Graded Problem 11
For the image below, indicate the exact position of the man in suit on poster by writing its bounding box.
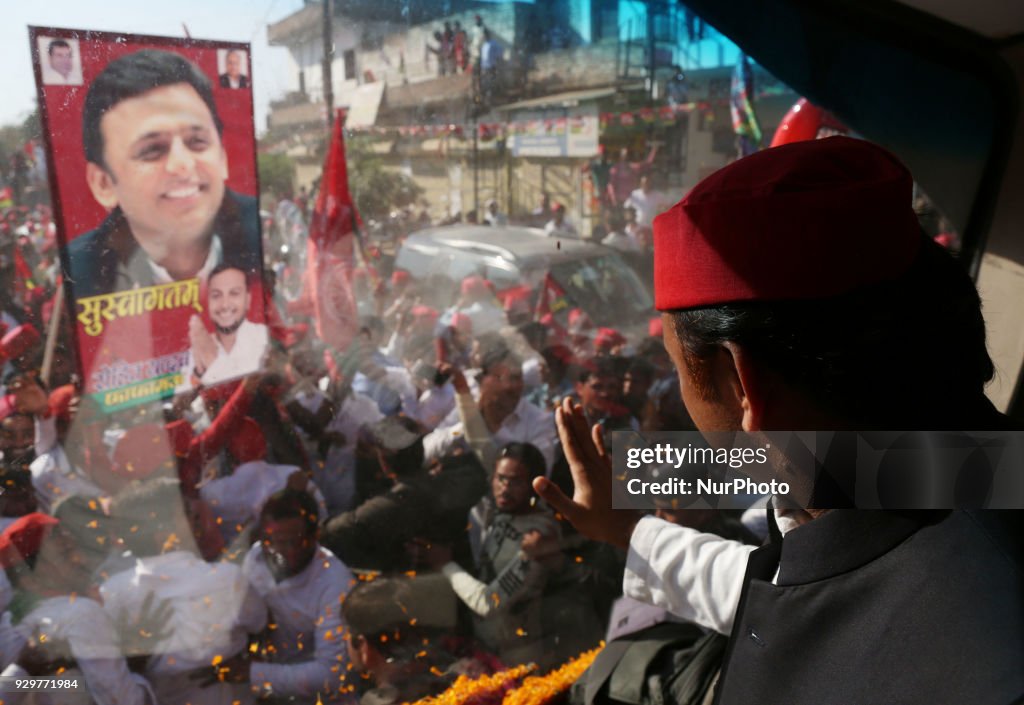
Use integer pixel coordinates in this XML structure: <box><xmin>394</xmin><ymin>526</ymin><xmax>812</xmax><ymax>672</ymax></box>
<box><xmin>68</xmin><ymin>49</ymin><xmax>260</xmax><ymax>299</ymax></box>
<box><xmin>219</xmin><ymin>49</ymin><xmax>249</xmax><ymax>89</ymax></box>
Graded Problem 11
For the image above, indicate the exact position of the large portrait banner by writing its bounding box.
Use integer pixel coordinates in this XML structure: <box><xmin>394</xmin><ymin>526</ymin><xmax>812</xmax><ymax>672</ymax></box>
<box><xmin>30</xmin><ymin>27</ymin><xmax>267</xmax><ymax>412</ymax></box>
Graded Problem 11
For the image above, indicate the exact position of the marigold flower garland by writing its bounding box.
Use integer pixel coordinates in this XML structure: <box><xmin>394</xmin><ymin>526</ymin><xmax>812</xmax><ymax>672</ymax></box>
<box><xmin>502</xmin><ymin>647</ymin><xmax>602</xmax><ymax>705</ymax></box>
<box><xmin>407</xmin><ymin>647</ymin><xmax>603</xmax><ymax>705</ymax></box>
<box><xmin>411</xmin><ymin>663</ymin><xmax>536</xmax><ymax>705</ymax></box>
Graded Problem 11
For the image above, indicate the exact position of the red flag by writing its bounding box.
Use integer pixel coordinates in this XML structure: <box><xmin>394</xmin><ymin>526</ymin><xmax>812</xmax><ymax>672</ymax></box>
<box><xmin>534</xmin><ymin>272</ymin><xmax>569</xmax><ymax>321</ymax></box>
<box><xmin>14</xmin><ymin>246</ymin><xmax>36</xmax><ymax>301</ymax></box>
<box><xmin>304</xmin><ymin>110</ymin><xmax>361</xmax><ymax>351</ymax></box>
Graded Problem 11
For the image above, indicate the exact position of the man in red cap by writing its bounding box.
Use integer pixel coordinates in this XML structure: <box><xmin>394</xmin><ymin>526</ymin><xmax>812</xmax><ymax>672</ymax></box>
<box><xmin>442</xmin><ymin>274</ymin><xmax>505</xmax><ymax>336</ymax></box>
<box><xmin>533</xmin><ymin>137</ymin><xmax>1023</xmax><ymax>704</ymax></box>
<box><xmin>593</xmin><ymin>327</ymin><xmax>627</xmax><ymax>356</ymax></box>
<box><xmin>0</xmin><ymin>514</ymin><xmax>156</xmax><ymax>704</ymax></box>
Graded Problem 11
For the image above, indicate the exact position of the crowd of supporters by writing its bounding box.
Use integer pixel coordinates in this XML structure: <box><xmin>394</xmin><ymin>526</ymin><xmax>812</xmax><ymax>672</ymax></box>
<box><xmin>0</xmin><ymin>186</ymin><xmax>773</xmax><ymax>705</ymax></box>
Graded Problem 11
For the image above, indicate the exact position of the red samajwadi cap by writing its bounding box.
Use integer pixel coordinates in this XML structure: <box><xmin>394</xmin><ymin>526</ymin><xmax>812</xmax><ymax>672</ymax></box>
<box><xmin>653</xmin><ymin>137</ymin><xmax>921</xmax><ymax>311</ymax></box>
<box><xmin>0</xmin><ymin>513</ymin><xmax>58</xmax><ymax>569</ymax></box>
<box><xmin>594</xmin><ymin>327</ymin><xmax>626</xmax><ymax>350</ymax></box>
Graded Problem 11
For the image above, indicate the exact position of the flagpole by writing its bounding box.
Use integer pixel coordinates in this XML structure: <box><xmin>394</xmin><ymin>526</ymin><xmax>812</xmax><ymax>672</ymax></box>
<box><xmin>41</xmin><ymin>281</ymin><xmax>64</xmax><ymax>387</ymax></box>
<box><xmin>473</xmin><ymin>114</ymin><xmax>480</xmax><ymax>219</ymax></box>
<box><xmin>323</xmin><ymin>0</ymin><xmax>335</xmax><ymax>129</ymax></box>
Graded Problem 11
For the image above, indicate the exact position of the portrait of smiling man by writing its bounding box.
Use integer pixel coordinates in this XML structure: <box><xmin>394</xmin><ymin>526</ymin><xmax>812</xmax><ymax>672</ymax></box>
<box><xmin>67</xmin><ymin>48</ymin><xmax>261</xmax><ymax>299</ymax></box>
<box><xmin>181</xmin><ymin>262</ymin><xmax>269</xmax><ymax>389</ymax></box>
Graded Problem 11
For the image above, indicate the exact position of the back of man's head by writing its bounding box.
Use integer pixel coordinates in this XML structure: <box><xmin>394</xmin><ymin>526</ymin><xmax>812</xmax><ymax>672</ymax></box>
<box><xmin>343</xmin><ymin>577</ymin><xmax>435</xmax><ymax>661</ymax></box>
<box><xmin>654</xmin><ymin>137</ymin><xmax>997</xmax><ymax>429</ymax></box>
<box><xmin>83</xmin><ymin>49</ymin><xmax>223</xmax><ymax>169</ymax></box>
<box><xmin>369</xmin><ymin>415</ymin><xmax>425</xmax><ymax>477</ymax></box>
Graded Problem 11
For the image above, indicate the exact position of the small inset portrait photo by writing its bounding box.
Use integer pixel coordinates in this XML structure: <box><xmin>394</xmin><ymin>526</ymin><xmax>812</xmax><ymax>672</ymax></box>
<box><xmin>217</xmin><ymin>48</ymin><xmax>249</xmax><ymax>89</ymax></box>
<box><xmin>38</xmin><ymin>36</ymin><xmax>83</xmax><ymax>86</ymax></box>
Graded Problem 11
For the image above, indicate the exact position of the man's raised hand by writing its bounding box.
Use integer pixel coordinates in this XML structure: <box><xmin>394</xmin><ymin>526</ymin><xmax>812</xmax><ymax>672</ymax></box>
<box><xmin>532</xmin><ymin>397</ymin><xmax>640</xmax><ymax>550</ymax></box>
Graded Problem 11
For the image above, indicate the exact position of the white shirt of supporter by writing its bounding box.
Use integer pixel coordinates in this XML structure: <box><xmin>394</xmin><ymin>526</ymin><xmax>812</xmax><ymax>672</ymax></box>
<box><xmin>288</xmin><ymin>381</ymin><xmax>331</xmax><ymax>470</ymax></box>
<box><xmin>100</xmin><ymin>551</ymin><xmax>267</xmax><ymax>705</ymax></box>
<box><xmin>602</xmin><ymin>229</ymin><xmax>641</xmax><ymax>252</ymax></box>
<box><xmin>378</xmin><ymin>365</ymin><xmax>421</xmax><ymax>416</ymax></box>
<box><xmin>0</xmin><ymin>595</ymin><xmax>154</xmax><ymax>705</ymax></box>
<box><xmin>0</xmin><ymin>571</ymin><xmax>11</xmax><ymax>615</ymax></box>
<box><xmin>0</xmin><ymin>610</ymin><xmax>21</xmax><ymax>671</ymax></box>
<box><xmin>623</xmin><ymin>505</ymin><xmax>809</xmax><ymax>637</ymax></box>
<box><xmin>30</xmin><ymin>445</ymin><xmax>104</xmax><ymax>514</ymax></box>
<box><xmin>200</xmin><ymin>461</ymin><xmax>328</xmax><ymax>543</ymax></box>
<box><xmin>460</xmin><ymin>301</ymin><xmax>508</xmax><ymax>336</ymax></box>
<box><xmin>34</xmin><ymin>415</ymin><xmax>59</xmax><ymax>458</ymax></box>
<box><xmin>412</xmin><ymin>381</ymin><xmax>456</xmax><ymax>431</ymax></box>
<box><xmin>423</xmin><ymin>396</ymin><xmax>556</xmax><ymax>471</ymax></box>
<box><xmin>521</xmin><ymin>356</ymin><xmax>543</xmax><ymax>391</ymax></box>
<box><xmin>544</xmin><ymin>219</ymin><xmax>578</xmax><ymax>239</ymax></box>
<box><xmin>624</xmin><ymin>188</ymin><xmax>665</xmax><ymax>228</ymax></box>
<box><xmin>319</xmin><ymin>390</ymin><xmax>384</xmax><ymax>515</ymax></box>
<box><xmin>180</xmin><ymin>319</ymin><xmax>269</xmax><ymax>391</ymax></box>
<box><xmin>242</xmin><ymin>543</ymin><xmax>357</xmax><ymax>702</ymax></box>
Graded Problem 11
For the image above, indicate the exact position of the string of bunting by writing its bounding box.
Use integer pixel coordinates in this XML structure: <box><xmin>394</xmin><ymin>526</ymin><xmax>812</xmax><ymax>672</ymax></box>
<box><xmin>345</xmin><ymin>101</ymin><xmax>715</xmax><ymax>140</ymax></box>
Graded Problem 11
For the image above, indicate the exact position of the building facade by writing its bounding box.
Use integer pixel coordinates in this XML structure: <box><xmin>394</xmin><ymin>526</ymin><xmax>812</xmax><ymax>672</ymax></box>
<box><xmin>265</xmin><ymin>0</ymin><xmax>797</xmax><ymax>233</ymax></box>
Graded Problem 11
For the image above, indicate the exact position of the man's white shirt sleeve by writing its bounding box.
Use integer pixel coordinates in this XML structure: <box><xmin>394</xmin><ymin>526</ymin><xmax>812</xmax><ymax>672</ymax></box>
<box><xmin>624</xmin><ymin>515</ymin><xmax>755</xmax><ymax>635</ymax></box>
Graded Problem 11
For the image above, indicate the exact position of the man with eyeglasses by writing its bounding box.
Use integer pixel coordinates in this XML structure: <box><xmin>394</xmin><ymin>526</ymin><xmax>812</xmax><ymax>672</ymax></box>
<box><xmin>423</xmin><ymin>442</ymin><xmax>563</xmax><ymax>667</ymax></box>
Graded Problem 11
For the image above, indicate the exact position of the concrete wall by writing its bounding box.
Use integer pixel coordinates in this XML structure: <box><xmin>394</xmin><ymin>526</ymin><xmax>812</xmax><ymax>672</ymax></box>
<box><xmin>526</xmin><ymin>39</ymin><xmax>620</xmax><ymax>94</ymax></box>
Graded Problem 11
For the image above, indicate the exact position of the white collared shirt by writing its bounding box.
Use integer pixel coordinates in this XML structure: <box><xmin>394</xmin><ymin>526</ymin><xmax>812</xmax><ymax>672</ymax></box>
<box><xmin>602</xmin><ymin>229</ymin><xmax>641</xmax><ymax>252</ymax></box>
<box><xmin>412</xmin><ymin>382</ymin><xmax>457</xmax><ymax>431</ymax></box>
<box><xmin>242</xmin><ymin>543</ymin><xmax>357</xmax><ymax>702</ymax></box>
<box><xmin>318</xmin><ymin>390</ymin><xmax>384</xmax><ymax>514</ymax></box>
<box><xmin>200</xmin><ymin>461</ymin><xmax>328</xmax><ymax>544</ymax></box>
<box><xmin>624</xmin><ymin>188</ymin><xmax>665</xmax><ymax>227</ymax></box>
<box><xmin>623</xmin><ymin>505</ymin><xmax>801</xmax><ymax>636</ymax></box>
<box><xmin>423</xmin><ymin>396</ymin><xmax>556</xmax><ymax>470</ymax></box>
<box><xmin>29</xmin><ymin>445</ymin><xmax>104</xmax><ymax>514</ymax></box>
<box><xmin>200</xmin><ymin>319</ymin><xmax>270</xmax><ymax>387</ymax></box>
<box><xmin>544</xmin><ymin>219</ymin><xmax>579</xmax><ymax>238</ymax></box>
<box><xmin>178</xmin><ymin>318</ymin><xmax>270</xmax><ymax>394</ymax></box>
<box><xmin>101</xmin><ymin>551</ymin><xmax>266</xmax><ymax>705</ymax></box>
<box><xmin>0</xmin><ymin>595</ymin><xmax>153</xmax><ymax>705</ymax></box>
